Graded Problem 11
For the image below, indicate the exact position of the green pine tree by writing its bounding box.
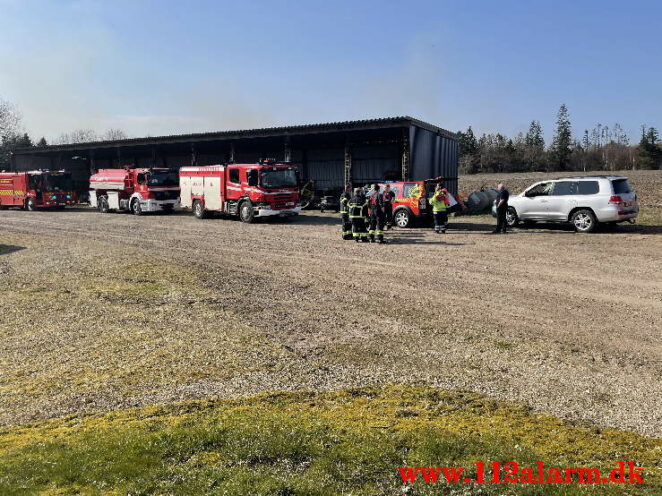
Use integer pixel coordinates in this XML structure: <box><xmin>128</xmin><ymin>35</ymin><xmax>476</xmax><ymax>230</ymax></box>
<box><xmin>551</xmin><ymin>104</ymin><xmax>573</xmax><ymax>171</ymax></box>
<box><xmin>637</xmin><ymin>126</ymin><xmax>660</xmax><ymax>169</ymax></box>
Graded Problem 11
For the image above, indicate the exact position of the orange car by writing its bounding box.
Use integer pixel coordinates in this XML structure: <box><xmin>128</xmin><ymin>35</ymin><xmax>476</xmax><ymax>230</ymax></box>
<box><xmin>378</xmin><ymin>178</ymin><xmax>458</xmax><ymax>228</ymax></box>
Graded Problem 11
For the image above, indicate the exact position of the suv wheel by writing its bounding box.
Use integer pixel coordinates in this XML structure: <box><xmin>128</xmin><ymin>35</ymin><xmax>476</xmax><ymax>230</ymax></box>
<box><xmin>506</xmin><ymin>207</ymin><xmax>519</xmax><ymax>227</ymax></box>
<box><xmin>571</xmin><ymin>209</ymin><xmax>597</xmax><ymax>233</ymax></box>
<box><xmin>394</xmin><ymin>208</ymin><xmax>411</xmax><ymax>228</ymax></box>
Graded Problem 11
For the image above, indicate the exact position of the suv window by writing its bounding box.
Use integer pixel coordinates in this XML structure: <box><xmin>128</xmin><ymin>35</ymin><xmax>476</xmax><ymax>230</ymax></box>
<box><xmin>526</xmin><ymin>182</ymin><xmax>552</xmax><ymax>197</ymax></box>
<box><xmin>403</xmin><ymin>183</ymin><xmax>423</xmax><ymax>197</ymax></box>
<box><xmin>611</xmin><ymin>179</ymin><xmax>631</xmax><ymax>194</ymax></box>
<box><xmin>577</xmin><ymin>181</ymin><xmax>599</xmax><ymax>195</ymax></box>
<box><xmin>385</xmin><ymin>184</ymin><xmax>401</xmax><ymax>197</ymax></box>
<box><xmin>552</xmin><ymin>181</ymin><xmax>578</xmax><ymax>196</ymax></box>
<box><xmin>229</xmin><ymin>168</ymin><xmax>240</xmax><ymax>184</ymax></box>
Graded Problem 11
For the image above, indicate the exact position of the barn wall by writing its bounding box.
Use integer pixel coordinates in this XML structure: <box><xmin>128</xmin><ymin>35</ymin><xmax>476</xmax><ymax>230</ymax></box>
<box><xmin>11</xmin><ymin>122</ymin><xmax>459</xmax><ymax>195</ymax></box>
<box><xmin>409</xmin><ymin>126</ymin><xmax>459</xmax><ymax>195</ymax></box>
<box><xmin>352</xmin><ymin>143</ymin><xmax>399</xmax><ymax>186</ymax></box>
<box><xmin>304</xmin><ymin>147</ymin><xmax>344</xmax><ymax>191</ymax></box>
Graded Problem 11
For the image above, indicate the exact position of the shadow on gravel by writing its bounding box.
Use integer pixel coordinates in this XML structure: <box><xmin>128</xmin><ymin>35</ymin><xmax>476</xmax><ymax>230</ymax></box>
<box><xmin>447</xmin><ymin>220</ymin><xmax>495</xmax><ymax>231</ymax></box>
<box><xmin>290</xmin><ymin>214</ymin><xmax>345</xmax><ymax>226</ymax></box>
<box><xmin>618</xmin><ymin>224</ymin><xmax>662</xmax><ymax>234</ymax></box>
<box><xmin>383</xmin><ymin>231</ymin><xmax>470</xmax><ymax>245</ymax></box>
<box><xmin>0</xmin><ymin>245</ymin><xmax>25</xmax><ymax>256</ymax></box>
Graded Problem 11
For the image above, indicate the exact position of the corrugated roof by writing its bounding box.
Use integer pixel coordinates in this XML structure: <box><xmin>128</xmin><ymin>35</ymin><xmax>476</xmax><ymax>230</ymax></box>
<box><xmin>14</xmin><ymin>116</ymin><xmax>457</xmax><ymax>154</ymax></box>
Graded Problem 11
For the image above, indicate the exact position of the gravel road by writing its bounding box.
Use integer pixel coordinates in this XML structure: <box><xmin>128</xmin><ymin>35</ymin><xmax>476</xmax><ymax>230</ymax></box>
<box><xmin>1</xmin><ymin>207</ymin><xmax>661</xmax><ymax>436</ymax></box>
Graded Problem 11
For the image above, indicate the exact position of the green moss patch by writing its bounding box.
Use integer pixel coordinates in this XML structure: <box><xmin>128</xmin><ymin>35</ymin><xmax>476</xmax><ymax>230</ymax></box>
<box><xmin>0</xmin><ymin>386</ymin><xmax>659</xmax><ymax>495</ymax></box>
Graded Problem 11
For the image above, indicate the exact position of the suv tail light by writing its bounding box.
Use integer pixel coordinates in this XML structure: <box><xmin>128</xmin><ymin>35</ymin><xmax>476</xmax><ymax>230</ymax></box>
<box><xmin>609</xmin><ymin>195</ymin><xmax>622</xmax><ymax>205</ymax></box>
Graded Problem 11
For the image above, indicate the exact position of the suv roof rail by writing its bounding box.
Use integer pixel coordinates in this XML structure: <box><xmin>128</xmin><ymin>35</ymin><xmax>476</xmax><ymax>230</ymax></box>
<box><xmin>554</xmin><ymin>175</ymin><xmax>625</xmax><ymax>180</ymax></box>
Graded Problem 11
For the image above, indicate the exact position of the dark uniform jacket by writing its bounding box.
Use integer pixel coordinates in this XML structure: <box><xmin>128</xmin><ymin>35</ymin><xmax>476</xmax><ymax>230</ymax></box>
<box><xmin>339</xmin><ymin>192</ymin><xmax>351</xmax><ymax>214</ymax></box>
<box><xmin>348</xmin><ymin>195</ymin><xmax>368</xmax><ymax>218</ymax></box>
<box><xmin>369</xmin><ymin>191</ymin><xmax>384</xmax><ymax>214</ymax></box>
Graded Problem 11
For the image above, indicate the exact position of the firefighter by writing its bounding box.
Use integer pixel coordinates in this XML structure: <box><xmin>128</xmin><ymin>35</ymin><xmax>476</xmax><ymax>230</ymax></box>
<box><xmin>382</xmin><ymin>183</ymin><xmax>395</xmax><ymax>229</ymax></box>
<box><xmin>429</xmin><ymin>184</ymin><xmax>449</xmax><ymax>233</ymax></box>
<box><xmin>339</xmin><ymin>184</ymin><xmax>352</xmax><ymax>240</ymax></box>
<box><xmin>368</xmin><ymin>183</ymin><xmax>386</xmax><ymax>243</ymax></box>
<box><xmin>348</xmin><ymin>188</ymin><xmax>369</xmax><ymax>242</ymax></box>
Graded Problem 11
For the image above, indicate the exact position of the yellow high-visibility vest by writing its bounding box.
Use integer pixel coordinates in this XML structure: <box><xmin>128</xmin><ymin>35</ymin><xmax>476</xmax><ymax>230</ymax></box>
<box><xmin>429</xmin><ymin>193</ymin><xmax>448</xmax><ymax>213</ymax></box>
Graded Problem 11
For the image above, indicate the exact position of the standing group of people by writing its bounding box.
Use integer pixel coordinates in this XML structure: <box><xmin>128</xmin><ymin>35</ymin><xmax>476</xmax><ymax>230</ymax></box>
<box><xmin>339</xmin><ymin>182</ymin><xmax>510</xmax><ymax>239</ymax></box>
<box><xmin>339</xmin><ymin>183</ymin><xmax>394</xmax><ymax>243</ymax></box>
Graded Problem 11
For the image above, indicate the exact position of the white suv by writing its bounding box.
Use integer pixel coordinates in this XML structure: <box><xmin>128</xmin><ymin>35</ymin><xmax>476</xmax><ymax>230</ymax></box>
<box><xmin>505</xmin><ymin>176</ymin><xmax>639</xmax><ymax>233</ymax></box>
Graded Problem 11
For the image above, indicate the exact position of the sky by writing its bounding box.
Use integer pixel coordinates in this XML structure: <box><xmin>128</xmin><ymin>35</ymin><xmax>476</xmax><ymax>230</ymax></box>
<box><xmin>0</xmin><ymin>0</ymin><xmax>660</xmax><ymax>144</ymax></box>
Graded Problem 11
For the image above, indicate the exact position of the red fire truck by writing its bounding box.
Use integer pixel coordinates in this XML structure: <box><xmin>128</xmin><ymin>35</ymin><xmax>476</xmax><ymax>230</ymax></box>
<box><xmin>179</xmin><ymin>161</ymin><xmax>300</xmax><ymax>222</ymax></box>
<box><xmin>0</xmin><ymin>170</ymin><xmax>76</xmax><ymax>210</ymax></box>
<box><xmin>89</xmin><ymin>167</ymin><xmax>180</xmax><ymax>215</ymax></box>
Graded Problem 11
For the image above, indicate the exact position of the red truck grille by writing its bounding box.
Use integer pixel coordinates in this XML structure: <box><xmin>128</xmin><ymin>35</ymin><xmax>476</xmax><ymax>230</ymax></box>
<box><xmin>273</xmin><ymin>194</ymin><xmax>296</xmax><ymax>210</ymax></box>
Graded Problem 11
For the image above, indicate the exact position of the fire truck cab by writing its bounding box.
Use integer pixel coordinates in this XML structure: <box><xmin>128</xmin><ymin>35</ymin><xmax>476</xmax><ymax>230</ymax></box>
<box><xmin>179</xmin><ymin>161</ymin><xmax>300</xmax><ymax>222</ymax></box>
<box><xmin>378</xmin><ymin>178</ymin><xmax>457</xmax><ymax>228</ymax></box>
<box><xmin>0</xmin><ymin>170</ymin><xmax>76</xmax><ymax>210</ymax></box>
<box><xmin>89</xmin><ymin>167</ymin><xmax>180</xmax><ymax>215</ymax></box>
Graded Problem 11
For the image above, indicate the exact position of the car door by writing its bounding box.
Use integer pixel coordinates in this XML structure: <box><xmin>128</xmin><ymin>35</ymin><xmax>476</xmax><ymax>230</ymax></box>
<box><xmin>519</xmin><ymin>182</ymin><xmax>553</xmax><ymax>220</ymax></box>
<box><xmin>547</xmin><ymin>181</ymin><xmax>578</xmax><ymax>221</ymax></box>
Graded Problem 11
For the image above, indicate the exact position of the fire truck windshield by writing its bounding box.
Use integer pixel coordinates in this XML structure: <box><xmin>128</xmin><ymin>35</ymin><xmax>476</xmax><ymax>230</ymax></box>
<box><xmin>148</xmin><ymin>171</ymin><xmax>179</xmax><ymax>186</ymax></box>
<box><xmin>260</xmin><ymin>169</ymin><xmax>297</xmax><ymax>189</ymax></box>
<box><xmin>42</xmin><ymin>174</ymin><xmax>74</xmax><ymax>192</ymax></box>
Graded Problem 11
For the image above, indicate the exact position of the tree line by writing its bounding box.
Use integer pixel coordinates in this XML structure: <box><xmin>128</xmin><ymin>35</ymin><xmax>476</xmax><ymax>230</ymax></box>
<box><xmin>459</xmin><ymin>104</ymin><xmax>661</xmax><ymax>173</ymax></box>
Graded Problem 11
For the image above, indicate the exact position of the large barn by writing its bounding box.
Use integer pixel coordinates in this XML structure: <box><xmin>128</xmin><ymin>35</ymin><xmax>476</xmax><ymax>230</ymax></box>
<box><xmin>11</xmin><ymin>116</ymin><xmax>459</xmax><ymax>196</ymax></box>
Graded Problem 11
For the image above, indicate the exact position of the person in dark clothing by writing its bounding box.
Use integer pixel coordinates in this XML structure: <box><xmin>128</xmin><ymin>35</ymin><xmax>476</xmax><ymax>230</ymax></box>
<box><xmin>368</xmin><ymin>183</ymin><xmax>386</xmax><ymax>243</ymax></box>
<box><xmin>339</xmin><ymin>184</ymin><xmax>352</xmax><ymax>240</ymax></box>
<box><xmin>348</xmin><ymin>188</ymin><xmax>369</xmax><ymax>242</ymax></box>
<box><xmin>493</xmin><ymin>183</ymin><xmax>510</xmax><ymax>234</ymax></box>
<box><xmin>382</xmin><ymin>184</ymin><xmax>395</xmax><ymax>229</ymax></box>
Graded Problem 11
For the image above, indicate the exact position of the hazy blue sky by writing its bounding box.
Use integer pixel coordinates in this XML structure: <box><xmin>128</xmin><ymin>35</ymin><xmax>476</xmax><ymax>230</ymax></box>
<box><xmin>0</xmin><ymin>0</ymin><xmax>660</xmax><ymax>143</ymax></box>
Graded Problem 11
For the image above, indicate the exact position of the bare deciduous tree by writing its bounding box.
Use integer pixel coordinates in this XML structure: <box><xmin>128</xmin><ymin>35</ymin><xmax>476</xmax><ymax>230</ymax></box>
<box><xmin>100</xmin><ymin>128</ymin><xmax>129</xmax><ymax>141</ymax></box>
<box><xmin>54</xmin><ymin>128</ymin><xmax>129</xmax><ymax>144</ymax></box>
<box><xmin>0</xmin><ymin>98</ymin><xmax>22</xmax><ymax>140</ymax></box>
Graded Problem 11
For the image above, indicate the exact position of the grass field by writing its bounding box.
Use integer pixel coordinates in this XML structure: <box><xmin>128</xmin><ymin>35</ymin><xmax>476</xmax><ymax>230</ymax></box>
<box><xmin>0</xmin><ymin>386</ymin><xmax>659</xmax><ymax>495</ymax></box>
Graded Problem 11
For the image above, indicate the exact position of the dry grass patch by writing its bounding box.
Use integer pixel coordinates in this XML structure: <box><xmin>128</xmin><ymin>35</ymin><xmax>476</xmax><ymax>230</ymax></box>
<box><xmin>0</xmin><ymin>233</ymin><xmax>285</xmax><ymax>424</ymax></box>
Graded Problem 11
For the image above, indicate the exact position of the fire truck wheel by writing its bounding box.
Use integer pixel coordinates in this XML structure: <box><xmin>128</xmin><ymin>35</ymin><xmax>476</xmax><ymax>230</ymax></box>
<box><xmin>193</xmin><ymin>200</ymin><xmax>207</xmax><ymax>219</ymax></box>
<box><xmin>98</xmin><ymin>196</ymin><xmax>110</xmax><ymax>213</ymax></box>
<box><xmin>239</xmin><ymin>200</ymin><xmax>255</xmax><ymax>223</ymax></box>
<box><xmin>393</xmin><ymin>208</ymin><xmax>412</xmax><ymax>228</ymax></box>
<box><xmin>131</xmin><ymin>199</ymin><xmax>143</xmax><ymax>216</ymax></box>
<box><xmin>25</xmin><ymin>198</ymin><xmax>36</xmax><ymax>211</ymax></box>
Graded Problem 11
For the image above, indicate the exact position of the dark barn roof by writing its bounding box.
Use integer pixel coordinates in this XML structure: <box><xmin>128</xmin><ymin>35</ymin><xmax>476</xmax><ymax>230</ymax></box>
<box><xmin>14</xmin><ymin>116</ymin><xmax>457</xmax><ymax>155</ymax></box>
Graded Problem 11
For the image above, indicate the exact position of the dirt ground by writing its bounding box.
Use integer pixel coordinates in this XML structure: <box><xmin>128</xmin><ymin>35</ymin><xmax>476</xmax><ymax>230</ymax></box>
<box><xmin>1</xmin><ymin>207</ymin><xmax>661</xmax><ymax>437</ymax></box>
